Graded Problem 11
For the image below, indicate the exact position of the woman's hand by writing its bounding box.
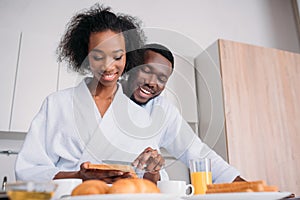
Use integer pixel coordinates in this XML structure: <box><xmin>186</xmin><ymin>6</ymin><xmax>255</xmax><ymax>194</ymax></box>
<box><xmin>54</xmin><ymin>161</ymin><xmax>134</xmax><ymax>184</ymax></box>
<box><xmin>78</xmin><ymin>162</ymin><xmax>132</xmax><ymax>184</ymax></box>
<box><xmin>133</xmin><ymin>147</ymin><xmax>165</xmax><ymax>183</ymax></box>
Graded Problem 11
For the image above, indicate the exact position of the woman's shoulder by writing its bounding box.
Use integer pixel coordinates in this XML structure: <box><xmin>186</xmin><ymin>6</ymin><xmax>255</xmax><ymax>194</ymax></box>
<box><xmin>47</xmin><ymin>79</ymin><xmax>87</xmax><ymax>101</ymax></box>
<box><xmin>41</xmin><ymin>86</ymin><xmax>82</xmax><ymax>110</ymax></box>
<box><xmin>47</xmin><ymin>87</ymin><xmax>74</xmax><ymax>100</ymax></box>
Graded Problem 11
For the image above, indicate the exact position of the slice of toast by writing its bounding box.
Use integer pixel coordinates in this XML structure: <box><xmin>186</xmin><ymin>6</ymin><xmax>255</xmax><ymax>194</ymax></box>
<box><xmin>206</xmin><ymin>180</ymin><xmax>278</xmax><ymax>193</ymax></box>
<box><xmin>87</xmin><ymin>163</ymin><xmax>138</xmax><ymax>178</ymax></box>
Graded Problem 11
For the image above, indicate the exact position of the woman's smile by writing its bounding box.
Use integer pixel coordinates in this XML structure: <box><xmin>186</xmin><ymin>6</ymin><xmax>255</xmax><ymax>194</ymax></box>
<box><xmin>100</xmin><ymin>71</ymin><xmax>118</xmax><ymax>81</ymax></box>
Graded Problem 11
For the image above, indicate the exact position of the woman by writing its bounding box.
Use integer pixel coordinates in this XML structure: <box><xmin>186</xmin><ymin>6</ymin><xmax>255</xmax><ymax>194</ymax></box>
<box><xmin>15</xmin><ymin>4</ymin><xmax>163</xmax><ymax>184</ymax></box>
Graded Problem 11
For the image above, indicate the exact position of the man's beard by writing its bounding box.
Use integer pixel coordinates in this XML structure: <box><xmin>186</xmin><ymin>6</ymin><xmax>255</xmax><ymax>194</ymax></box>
<box><xmin>130</xmin><ymin>93</ymin><xmax>155</xmax><ymax>106</ymax></box>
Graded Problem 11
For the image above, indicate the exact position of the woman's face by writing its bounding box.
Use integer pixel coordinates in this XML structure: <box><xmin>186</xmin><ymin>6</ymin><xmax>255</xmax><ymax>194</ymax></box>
<box><xmin>88</xmin><ymin>30</ymin><xmax>126</xmax><ymax>87</ymax></box>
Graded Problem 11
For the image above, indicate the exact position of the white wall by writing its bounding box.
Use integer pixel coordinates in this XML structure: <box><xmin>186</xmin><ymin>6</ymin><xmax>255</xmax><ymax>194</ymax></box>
<box><xmin>0</xmin><ymin>0</ymin><xmax>298</xmax><ymax>54</ymax></box>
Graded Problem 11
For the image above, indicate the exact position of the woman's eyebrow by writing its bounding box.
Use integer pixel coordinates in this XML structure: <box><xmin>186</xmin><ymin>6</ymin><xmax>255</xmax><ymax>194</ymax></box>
<box><xmin>91</xmin><ymin>49</ymin><xmax>104</xmax><ymax>53</ymax></box>
<box><xmin>113</xmin><ymin>49</ymin><xmax>125</xmax><ymax>53</ymax></box>
<box><xmin>90</xmin><ymin>49</ymin><xmax>124</xmax><ymax>53</ymax></box>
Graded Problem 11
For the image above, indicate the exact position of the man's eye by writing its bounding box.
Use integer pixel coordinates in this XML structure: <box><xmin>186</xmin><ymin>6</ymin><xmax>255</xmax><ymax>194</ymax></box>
<box><xmin>141</xmin><ymin>66</ymin><xmax>151</xmax><ymax>73</ymax></box>
<box><xmin>114</xmin><ymin>55</ymin><xmax>123</xmax><ymax>61</ymax></box>
<box><xmin>158</xmin><ymin>76</ymin><xmax>168</xmax><ymax>83</ymax></box>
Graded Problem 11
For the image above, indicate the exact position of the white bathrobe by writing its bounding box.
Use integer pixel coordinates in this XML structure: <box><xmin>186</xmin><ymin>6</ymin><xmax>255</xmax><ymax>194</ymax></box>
<box><xmin>141</xmin><ymin>95</ymin><xmax>240</xmax><ymax>183</ymax></box>
<box><xmin>16</xmin><ymin>78</ymin><xmax>239</xmax><ymax>183</ymax></box>
<box><xmin>16</xmin><ymin>77</ymin><xmax>166</xmax><ymax>181</ymax></box>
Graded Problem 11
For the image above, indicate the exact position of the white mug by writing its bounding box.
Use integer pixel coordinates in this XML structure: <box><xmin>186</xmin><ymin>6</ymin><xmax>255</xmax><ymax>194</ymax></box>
<box><xmin>51</xmin><ymin>178</ymin><xmax>82</xmax><ymax>199</ymax></box>
<box><xmin>157</xmin><ymin>180</ymin><xmax>194</xmax><ymax>197</ymax></box>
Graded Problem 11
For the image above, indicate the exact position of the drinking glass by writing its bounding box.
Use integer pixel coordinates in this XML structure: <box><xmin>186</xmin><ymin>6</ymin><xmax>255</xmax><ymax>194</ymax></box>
<box><xmin>6</xmin><ymin>181</ymin><xmax>57</xmax><ymax>200</ymax></box>
<box><xmin>189</xmin><ymin>158</ymin><xmax>212</xmax><ymax>194</ymax></box>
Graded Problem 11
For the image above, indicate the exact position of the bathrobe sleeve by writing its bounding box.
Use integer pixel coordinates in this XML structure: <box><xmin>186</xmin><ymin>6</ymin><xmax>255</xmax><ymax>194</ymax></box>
<box><xmin>15</xmin><ymin>87</ymin><xmax>85</xmax><ymax>181</ymax></box>
<box><xmin>15</xmin><ymin>97</ymin><xmax>61</xmax><ymax>181</ymax></box>
<box><xmin>149</xmin><ymin>96</ymin><xmax>240</xmax><ymax>183</ymax></box>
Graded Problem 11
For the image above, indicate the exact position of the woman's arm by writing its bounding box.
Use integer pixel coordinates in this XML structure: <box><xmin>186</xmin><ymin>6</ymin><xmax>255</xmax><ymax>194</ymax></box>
<box><xmin>53</xmin><ymin>171</ymin><xmax>81</xmax><ymax>179</ymax></box>
<box><xmin>53</xmin><ymin>162</ymin><xmax>132</xmax><ymax>184</ymax></box>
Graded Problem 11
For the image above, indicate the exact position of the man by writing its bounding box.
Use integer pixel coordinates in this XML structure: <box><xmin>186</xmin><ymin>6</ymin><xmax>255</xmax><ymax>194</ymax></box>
<box><xmin>122</xmin><ymin>43</ymin><xmax>173</xmax><ymax>105</ymax></box>
<box><xmin>122</xmin><ymin>43</ymin><xmax>245</xmax><ymax>183</ymax></box>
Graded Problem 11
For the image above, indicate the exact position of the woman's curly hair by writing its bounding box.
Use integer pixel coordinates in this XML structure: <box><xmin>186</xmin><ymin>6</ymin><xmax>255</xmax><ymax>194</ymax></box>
<box><xmin>57</xmin><ymin>4</ymin><xmax>146</xmax><ymax>74</ymax></box>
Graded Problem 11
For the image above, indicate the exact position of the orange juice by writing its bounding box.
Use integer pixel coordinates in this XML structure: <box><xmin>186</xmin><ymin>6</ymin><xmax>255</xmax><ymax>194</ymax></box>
<box><xmin>190</xmin><ymin>171</ymin><xmax>212</xmax><ymax>194</ymax></box>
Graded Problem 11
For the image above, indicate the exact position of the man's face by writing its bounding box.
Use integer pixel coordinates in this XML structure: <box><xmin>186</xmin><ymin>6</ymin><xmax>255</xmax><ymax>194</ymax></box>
<box><xmin>128</xmin><ymin>50</ymin><xmax>173</xmax><ymax>105</ymax></box>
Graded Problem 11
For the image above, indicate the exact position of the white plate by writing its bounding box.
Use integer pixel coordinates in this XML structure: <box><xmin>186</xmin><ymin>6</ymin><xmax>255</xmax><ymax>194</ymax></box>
<box><xmin>61</xmin><ymin>193</ymin><xmax>180</xmax><ymax>200</ymax></box>
<box><xmin>182</xmin><ymin>192</ymin><xmax>292</xmax><ymax>200</ymax></box>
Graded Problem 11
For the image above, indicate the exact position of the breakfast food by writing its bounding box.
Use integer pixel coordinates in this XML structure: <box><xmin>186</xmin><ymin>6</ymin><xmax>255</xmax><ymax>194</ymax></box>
<box><xmin>263</xmin><ymin>185</ymin><xmax>279</xmax><ymax>192</ymax></box>
<box><xmin>206</xmin><ymin>180</ymin><xmax>279</xmax><ymax>193</ymax></box>
<box><xmin>108</xmin><ymin>178</ymin><xmax>160</xmax><ymax>194</ymax></box>
<box><xmin>71</xmin><ymin>180</ymin><xmax>109</xmax><ymax>196</ymax></box>
<box><xmin>87</xmin><ymin>163</ymin><xmax>138</xmax><ymax>178</ymax></box>
<box><xmin>71</xmin><ymin>178</ymin><xmax>160</xmax><ymax>196</ymax></box>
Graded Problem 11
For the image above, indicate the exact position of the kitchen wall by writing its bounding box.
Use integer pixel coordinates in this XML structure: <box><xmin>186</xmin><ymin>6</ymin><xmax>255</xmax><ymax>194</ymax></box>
<box><xmin>1</xmin><ymin>0</ymin><xmax>298</xmax><ymax>53</ymax></box>
<box><xmin>0</xmin><ymin>0</ymin><xmax>299</xmax><ymax>181</ymax></box>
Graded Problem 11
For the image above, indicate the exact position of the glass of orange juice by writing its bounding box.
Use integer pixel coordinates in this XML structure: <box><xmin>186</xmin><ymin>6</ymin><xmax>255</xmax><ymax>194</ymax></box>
<box><xmin>189</xmin><ymin>158</ymin><xmax>212</xmax><ymax>195</ymax></box>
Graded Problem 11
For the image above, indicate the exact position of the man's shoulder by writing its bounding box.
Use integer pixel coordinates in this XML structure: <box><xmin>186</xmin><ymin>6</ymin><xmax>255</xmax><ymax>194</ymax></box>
<box><xmin>151</xmin><ymin>95</ymin><xmax>172</xmax><ymax>104</ymax></box>
<box><xmin>147</xmin><ymin>95</ymin><xmax>178</xmax><ymax>111</ymax></box>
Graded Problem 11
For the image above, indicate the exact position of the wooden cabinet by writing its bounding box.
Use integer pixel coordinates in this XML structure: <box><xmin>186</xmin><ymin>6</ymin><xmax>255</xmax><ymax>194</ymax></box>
<box><xmin>195</xmin><ymin>39</ymin><xmax>300</xmax><ymax>195</ymax></box>
<box><xmin>0</xmin><ymin>31</ymin><xmax>59</xmax><ymax>132</ymax></box>
<box><xmin>0</xmin><ymin>29</ymin><xmax>21</xmax><ymax>131</ymax></box>
<box><xmin>10</xmin><ymin>32</ymin><xmax>59</xmax><ymax>132</ymax></box>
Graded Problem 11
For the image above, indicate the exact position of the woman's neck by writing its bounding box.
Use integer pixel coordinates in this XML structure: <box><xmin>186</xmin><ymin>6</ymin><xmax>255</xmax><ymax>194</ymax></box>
<box><xmin>88</xmin><ymin>77</ymin><xmax>118</xmax><ymax>117</ymax></box>
<box><xmin>88</xmin><ymin>78</ymin><xmax>117</xmax><ymax>100</ymax></box>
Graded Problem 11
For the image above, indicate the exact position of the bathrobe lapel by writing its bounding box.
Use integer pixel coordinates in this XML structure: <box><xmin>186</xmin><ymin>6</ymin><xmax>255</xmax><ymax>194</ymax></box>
<box><xmin>73</xmin><ymin>78</ymin><xmax>165</xmax><ymax>163</ymax></box>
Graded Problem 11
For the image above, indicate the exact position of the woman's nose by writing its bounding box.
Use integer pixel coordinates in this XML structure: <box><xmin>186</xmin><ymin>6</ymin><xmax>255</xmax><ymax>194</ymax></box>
<box><xmin>106</xmin><ymin>57</ymin><xmax>115</xmax><ymax>68</ymax></box>
<box><xmin>99</xmin><ymin>57</ymin><xmax>114</xmax><ymax>71</ymax></box>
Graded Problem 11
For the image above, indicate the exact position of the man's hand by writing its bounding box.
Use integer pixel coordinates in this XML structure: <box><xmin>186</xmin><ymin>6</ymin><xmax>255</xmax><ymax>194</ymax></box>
<box><xmin>133</xmin><ymin>147</ymin><xmax>165</xmax><ymax>183</ymax></box>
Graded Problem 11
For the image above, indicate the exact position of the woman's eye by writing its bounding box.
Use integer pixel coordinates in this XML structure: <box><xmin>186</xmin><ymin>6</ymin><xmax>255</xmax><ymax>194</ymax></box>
<box><xmin>93</xmin><ymin>56</ymin><xmax>104</xmax><ymax>61</ymax></box>
<box><xmin>114</xmin><ymin>55</ymin><xmax>123</xmax><ymax>60</ymax></box>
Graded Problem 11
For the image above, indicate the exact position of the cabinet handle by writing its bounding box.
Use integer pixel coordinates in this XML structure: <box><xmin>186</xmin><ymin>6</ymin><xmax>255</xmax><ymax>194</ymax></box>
<box><xmin>0</xmin><ymin>150</ymin><xmax>18</xmax><ymax>155</ymax></box>
<box><xmin>1</xmin><ymin>176</ymin><xmax>7</xmax><ymax>191</ymax></box>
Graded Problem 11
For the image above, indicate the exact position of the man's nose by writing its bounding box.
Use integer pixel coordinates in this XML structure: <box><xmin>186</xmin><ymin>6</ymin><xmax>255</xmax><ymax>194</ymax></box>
<box><xmin>147</xmin><ymin>74</ymin><xmax>158</xmax><ymax>86</ymax></box>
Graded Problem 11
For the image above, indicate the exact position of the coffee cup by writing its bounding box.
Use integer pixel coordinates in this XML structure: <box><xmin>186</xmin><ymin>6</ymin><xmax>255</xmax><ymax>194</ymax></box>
<box><xmin>51</xmin><ymin>178</ymin><xmax>82</xmax><ymax>199</ymax></box>
<box><xmin>157</xmin><ymin>180</ymin><xmax>194</xmax><ymax>197</ymax></box>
